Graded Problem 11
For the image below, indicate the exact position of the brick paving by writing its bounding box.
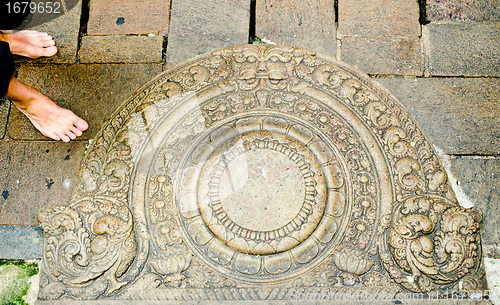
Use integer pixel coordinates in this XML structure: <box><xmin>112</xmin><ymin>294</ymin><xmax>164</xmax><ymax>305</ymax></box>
<box><xmin>0</xmin><ymin>0</ymin><xmax>499</xmax><ymax>298</ymax></box>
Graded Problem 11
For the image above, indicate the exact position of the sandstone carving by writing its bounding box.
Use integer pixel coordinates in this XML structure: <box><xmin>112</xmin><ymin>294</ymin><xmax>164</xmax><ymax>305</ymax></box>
<box><xmin>37</xmin><ymin>44</ymin><xmax>483</xmax><ymax>300</ymax></box>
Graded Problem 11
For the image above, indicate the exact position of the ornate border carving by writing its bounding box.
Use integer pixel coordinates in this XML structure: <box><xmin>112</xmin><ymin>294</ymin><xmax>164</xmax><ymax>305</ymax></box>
<box><xmin>37</xmin><ymin>44</ymin><xmax>483</xmax><ymax>300</ymax></box>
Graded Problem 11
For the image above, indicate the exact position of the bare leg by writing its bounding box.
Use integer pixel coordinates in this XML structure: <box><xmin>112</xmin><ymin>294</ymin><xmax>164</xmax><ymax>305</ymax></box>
<box><xmin>0</xmin><ymin>30</ymin><xmax>57</xmax><ymax>58</ymax></box>
<box><xmin>6</xmin><ymin>76</ymin><xmax>88</xmax><ymax>142</ymax></box>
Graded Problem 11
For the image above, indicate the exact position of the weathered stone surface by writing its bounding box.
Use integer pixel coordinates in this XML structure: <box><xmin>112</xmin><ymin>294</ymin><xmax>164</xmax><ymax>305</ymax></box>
<box><xmin>427</xmin><ymin>0</ymin><xmax>500</xmax><ymax>21</ymax></box>
<box><xmin>37</xmin><ymin>45</ymin><xmax>483</xmax><ymax>301</ymax></box>
<box><xmin>256</xmin><ymin>0</ymin><xmax>336</xmax><ymax>57</ymax></box>
<box><xmin>7</xmin><ymin>64</ymin><xmax>162</xmax><ymax>140</ymax></box>
<box><xmin>33</xmin><ymin>300</ymin><xmax>500</xmax><ymax>305</ymax></box>
<box><xmin>427</xmin><ymin>22</ymin><xmax>500</xmax><ymax>76</ymax></box>
<box><xmin>0</xmin><ymin>226</ymin><xmax>43</xmax><ymax>259</ymax></box>
<box><xmin>377</xmin><ymin>77</ymin><xmax>500</xmax><ymax>155</ymax></box>
<box><xmin>87</xmin><ymin>0</ymin><xmax>169</xmax><ymax>35</ymax></box>
<box><xmin>0</xmin><ymin>98</ymin><xmax>9</xmax><ymax>139</ymax></box>
<box><xmin>338</xmin><ymin>0</ymin><xmax>420</xmax><ymax>37</ymax></box>
<box><xmin>446</xmin><ymin>157</ymin><xmax>500</xmax><ymax>246</ymax></box>
<box><xmin>14</xmin><ymin>0</ymin><xmax>82</xmax><ymax>64</ymax></box>
<box><xmin>166</xmin><ymin>0</ymin><xmax>249</xmax><ymax>65</ymax></box>
<box><xmin>341</xmin><ymin>37</ymin><xmax>423</xmax><ymax>76</ymax></box>
<box><xmin>79</xmin><ymin>36</ymin><xmax>164</xmax><ymax>63</ymax></box>
<box><xmin>0</xmin><ymin>141</ymin><xmax>86</xmax><ymax>225</ymax></box>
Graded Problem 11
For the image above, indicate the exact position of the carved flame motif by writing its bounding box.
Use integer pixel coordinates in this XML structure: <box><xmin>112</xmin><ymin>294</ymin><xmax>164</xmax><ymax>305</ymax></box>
<box><xmin>37</xmin><ymin>44</ymin><xmax>483</xmax><ymax>300</ymax></box>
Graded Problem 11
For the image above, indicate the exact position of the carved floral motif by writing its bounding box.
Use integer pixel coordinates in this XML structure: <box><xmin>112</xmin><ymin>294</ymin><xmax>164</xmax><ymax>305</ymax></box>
<box><xmin>38</xmin><ymin>44</ymin><xmax>483</xmax><ymax>300</ymax></box>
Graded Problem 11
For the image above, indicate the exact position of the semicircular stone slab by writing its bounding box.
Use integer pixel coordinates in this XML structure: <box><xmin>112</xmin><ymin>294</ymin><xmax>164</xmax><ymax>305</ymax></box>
<box><xmin>37</xmin><ymin>44</ymin><xmax>484</xmax><ymax>301</ymax></box>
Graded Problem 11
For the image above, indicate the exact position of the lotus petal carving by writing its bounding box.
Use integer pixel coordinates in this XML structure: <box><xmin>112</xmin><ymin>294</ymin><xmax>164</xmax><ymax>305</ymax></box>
<box><xmin>333</xmin><ymin>247</ymin><xmax>374</xmax><ymax>285</ymax></box>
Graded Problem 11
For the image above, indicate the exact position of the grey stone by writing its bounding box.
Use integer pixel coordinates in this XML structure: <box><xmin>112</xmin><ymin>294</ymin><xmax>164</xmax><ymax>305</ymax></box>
<box><xmin>13</xmin><ymin>0</ymin><xmax>82</xmax><ymax>64</ymax></box>
<box><xmin>256</xmin><ymin>0</ymin><xmax>337</xmax><ymax>58</ymax></box>
<box><xmin>0</xmin><ymin>98</ymin><xmax>9</xmax><ymax>139</ymax></box>
<box><xmin>79</xmin><ymin>35</ymin><xmax>164</xmax><ymax>63</ymax></box>
<box><xmin>8</xmin><ymin>64</ymin><xmax>162</xmax><ymax>140</ymax></box>
<box><xmin>427</xmin><ymin>0</ymin><xmax>500</xmax><ymax>21</ymax></box>
<box><xmin>0</xmin><ymin>141</ymin><xmax>86</xmax><ymax>225</ymax></box>
<box><xmin>165</xmin><ymin>0</ymin><xmax>249</xmax><ymax>66</ymax></box>
<box><xmin>377</xmin><ymin>77</ymin><xmax>500</xmax><ymax>155</ymax></box>
<box><xmin>447</xmin><ymin>157</ymin><xmax>500</xmax><ymax>247</ymax></box>
<box><xmin>0</xmin><ymin>226</ymin><xmax>43</xmax><ymax>259</ymax></box>
<box><xmin>338</xmin><ymin>0</ymin><xmax>420</xmax><ymax>37</ymax></box>
<box><xmin>427</xmin><ymin>22</ymin><xmax>500</xmax><ymax>77</ymax></box>
<box><xmin>341</xmin><ymin>37</ymin><xmax>424</xmax><ymax>76</ymax></box>
<box><xmin>87</xmin><ymin>0</ymin><xmax>170</xmax><ymax>35</ymax></box>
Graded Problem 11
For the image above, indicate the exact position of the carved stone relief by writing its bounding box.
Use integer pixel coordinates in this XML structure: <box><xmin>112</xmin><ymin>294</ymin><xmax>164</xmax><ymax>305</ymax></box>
<box><xmin>37</xmin><ymin>44</ymin><xmax>484</xmax><ymax>301</ymax></box>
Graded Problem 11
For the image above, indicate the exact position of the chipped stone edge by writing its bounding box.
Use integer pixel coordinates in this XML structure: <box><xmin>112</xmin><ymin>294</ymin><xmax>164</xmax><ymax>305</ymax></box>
<box><xmin>433</xmin><ymin>146</ymin><xmax>475</xmax><ymax>208</ymax></box>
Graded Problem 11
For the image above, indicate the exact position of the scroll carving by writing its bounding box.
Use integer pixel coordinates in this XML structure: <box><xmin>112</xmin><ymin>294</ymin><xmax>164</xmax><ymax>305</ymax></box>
<box><xmin>37</xmin><ymin>44</ymin><xmax>483</xmax><ymax>300</ymax></box>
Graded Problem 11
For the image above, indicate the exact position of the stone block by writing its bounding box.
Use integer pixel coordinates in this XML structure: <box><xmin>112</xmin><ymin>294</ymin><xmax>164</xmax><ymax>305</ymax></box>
<box><xmin>377</xmin><ymin>77</ymin><xmax>500</xmax><ymax>155</ymax></box>
<box><xmin>166</xmin><ymin>0</ymin><xmax>249</xmax><ymax>65</ymax></box>
<box><xmin>427</xmin><ymin>0</ymin><xmax>500</xmax><ymax>21</ymax></box>
<box><xmin>7</xmin><ymin>64</ymin><xmax>162</xmax><ymax>140</ymax></box>
<box><xmin>446</xmin><ymin>157</ymin><xmax>500</xmax><ymax>246</ymax></box>
<box><xmin>0</xmin><ymin>98</ymin><xmax>9</xmax><ymax>139</ymax></box>
<box><xmin>79</xmin><ymin>35</ymin><xmax>164</xmax><ymax>63</ymax></box>
<box><xmin>256</xmin><ymin>0</ymin><xmax>336</xmax><ymax>57</ymax></box>
<box><xmin>13</xmin><ymin>0</ymin><xmax>82</xmax><ymax>64</ymax></box>
<box><xmin>427</xmin><ymin>22</ymin><xmax>500</xmax><ymax>76</ymax></box>
<box><xmin>0</xmin><ymin>226</ymin><xmax>43</xmax><ymax>259</ymax></box>
<box><xmin>0</xmin><ymin>141</ymin><xmax>86</xmax><ymax>225</ymax></box>
<box><xmin>87</xmin><ymin>0</ymin><xmax>170</xmax><ymax>35</ymax></box>
<box><xmin>341</xmin><ymin>37</ymin><xmax>423</xmax><ymax>75</ymax></box>
<box><xmin>338</xmin><ymin>0</ymin><xmax>420</xmax><ymax>37</ymax></box>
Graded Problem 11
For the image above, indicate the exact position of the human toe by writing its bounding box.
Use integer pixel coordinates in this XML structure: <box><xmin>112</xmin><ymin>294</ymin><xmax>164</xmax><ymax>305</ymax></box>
<box><xmin>70</xmin><ymin>126</ymin><xmax>83</xmax><ymax>137</ymax></box>
<box><xmin>40</xmin><ymin>46</ymin><xmax>58</xmax><ymax>57</ymax></box>
<box><xmin>41</xmin><ymin>37</ymin><xmax>56</xmax><ymax>47</ymax></box>
<box><xmin>44</xmin><ymin>131</ymin><xmax>61</xmax><ymax>141</ymax></box>
<box><xmin>74</xmin><ymin>118</ymin><xmax>89</xmax><ymax>131</ymax></box>
<box><xmin>59</xmin><ymin>133</ymin><xmax>71</xmax><ymax>142</ymax></box>
<box><xmin>67</xmin><ymin>131</ymin><xmax>77</xmax><ymax>140</ymax></box>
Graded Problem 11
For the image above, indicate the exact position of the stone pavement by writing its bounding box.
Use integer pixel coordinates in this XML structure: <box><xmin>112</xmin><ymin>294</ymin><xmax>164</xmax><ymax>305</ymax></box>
<box><xmin>0</xmin><ymin>0</ymin><xmax>498</xmax><ymax>303</ymax></box>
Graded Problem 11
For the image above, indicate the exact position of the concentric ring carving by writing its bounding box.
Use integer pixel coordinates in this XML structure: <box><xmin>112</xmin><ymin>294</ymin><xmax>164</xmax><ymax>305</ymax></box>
<box><xmin>37</xmin><ymin>44</ymin><xmax>483</xmax><ymax>300</ymax></box>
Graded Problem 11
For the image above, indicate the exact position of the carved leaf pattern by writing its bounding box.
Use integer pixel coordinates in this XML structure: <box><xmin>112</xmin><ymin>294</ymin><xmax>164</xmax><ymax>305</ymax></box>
<box><xmin>37</xmin><ymin>44</ymin><xmax>482</xmax><ymax>300</ymax></box>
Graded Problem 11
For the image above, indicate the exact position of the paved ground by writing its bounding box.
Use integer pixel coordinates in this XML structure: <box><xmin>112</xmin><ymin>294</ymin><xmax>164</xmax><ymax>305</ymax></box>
<box><xmin>0</xmin><ymin>0</ymin><xmax>499</xmax><ymax>303</ymax></box>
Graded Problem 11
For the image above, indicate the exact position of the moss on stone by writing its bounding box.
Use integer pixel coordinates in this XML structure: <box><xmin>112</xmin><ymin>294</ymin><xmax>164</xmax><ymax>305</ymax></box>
<box><xmin>0</xmin><ymin>261</ymin><xmax>38</xmax><ymax>305</ymax></box>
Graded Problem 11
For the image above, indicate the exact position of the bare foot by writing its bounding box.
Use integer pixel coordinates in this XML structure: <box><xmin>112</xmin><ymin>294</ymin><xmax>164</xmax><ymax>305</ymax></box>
<box><xmin>0</xmin><ymin>30</ymin><xmax>57</xmax><ymax>58</ymax></box>
<box><xmin>6</xmin><ymin>77</ymin><xmax>88</xmax><ymax>142</ymax></box>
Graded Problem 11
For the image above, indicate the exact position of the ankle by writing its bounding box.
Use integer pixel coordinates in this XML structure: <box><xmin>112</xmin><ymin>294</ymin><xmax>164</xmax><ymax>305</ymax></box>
<box><xmin>6</xmin><ymin>77</ymin><xmax>41</xmax><ymax>110</ymax></box>
<box><xmin>0</xmin><ymin>31</ymin><xmax>14</xmax><ymax>44</ymax></box>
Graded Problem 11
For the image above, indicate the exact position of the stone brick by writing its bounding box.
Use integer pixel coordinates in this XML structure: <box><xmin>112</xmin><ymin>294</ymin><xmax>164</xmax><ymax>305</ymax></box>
<box><xmin>0</xmin><ymin>141</ymin><xmax>86</xmax><ymax>225</ymax></box>
<box><xmin>446</xmin><ymin>157</ymin><xmax>500</xmax><ymax>246</ymax></box>
<box><xmin>427</xmin><ymin>22</ymin><xmax>500</xmax><ymax>76</ymax></box>
<box><xmin>79</xmin><ymin>35</ymin><xmax>164</xmax><ymax>63</ymax></box>
<box><xmin>13</xmin><ymin>0</ymin><xmax>82</xmax><ymax>63</ymax></box>
<box><xmin>341</xmin><ymin>37</ymin><xmax>423</xmax><ymax>75</ymax></box>
<box><xmin>377</xmin><ymin>77</ymin><xmax>500</xmax><ymax>155</ymax></box>
<box><xmin>87</xmin><ymin>0</ymin><xmax>169</xmax><ymax>35</ymax></box>
<box><xmin>338</xmin><ymin>0</ymin><xmax>420</xmax><ymax>37</ymax></box>
<box><xmin>7</xmin><ymin>64</ymin><xmax>162</xmax><ymax>140</ymax></box>
<box><xmin>427</xmin><ymin>0</ymin><xmax>500</xmax><ymax>21</ymax></box>
<box><xmin>0</xmin><ymin>99</ymin><xmax>9</xmax><ymax>139</ymax></box>
<box><xmin>166</xmin><ymin>0</ymin><xmax>249</xmax><ymax>65</ymax></box>
<box><xmin>0</xmin><ymin>226</ymin><xmax>43</xmax><ymax>259</ymax></box>
<box><xmin>256</xmin><ymin>0</ymin><xmax>336</xmax><ymax>57</ymax></box>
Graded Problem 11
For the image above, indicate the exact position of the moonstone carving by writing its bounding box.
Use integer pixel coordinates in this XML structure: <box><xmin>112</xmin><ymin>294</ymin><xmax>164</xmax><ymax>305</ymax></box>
<box><xmin>37</xmin><ymin>44</ymin><xmax>484</xmax><ymax>300</ymax></box>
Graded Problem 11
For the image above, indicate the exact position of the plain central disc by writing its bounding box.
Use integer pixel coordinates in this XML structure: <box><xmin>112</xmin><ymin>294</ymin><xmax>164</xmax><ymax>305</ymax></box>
<box><xmin>218</xmin><ymin>148</ymin><xmax>306</xmax><ymax>231</ymax></box>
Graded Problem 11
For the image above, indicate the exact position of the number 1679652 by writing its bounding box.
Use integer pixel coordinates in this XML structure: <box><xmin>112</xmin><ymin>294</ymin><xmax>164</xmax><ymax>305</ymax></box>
<box><xmin>6</xmin><ymin>2</ymin><xmax>62</xmax><ymax>14</ymax></box>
